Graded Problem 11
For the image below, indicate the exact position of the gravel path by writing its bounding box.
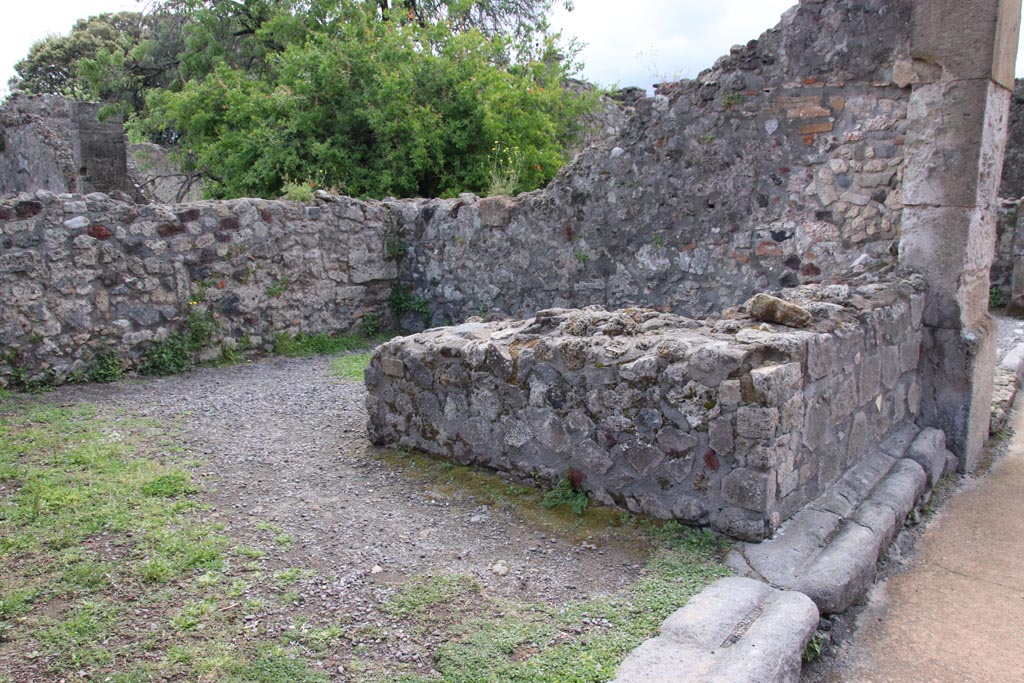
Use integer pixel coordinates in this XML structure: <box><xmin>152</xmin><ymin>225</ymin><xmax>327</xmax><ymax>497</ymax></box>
<box><xmin>59</xmin><ymin>354</ymin><xmax>648</xmax><ymax>611</ymax></box>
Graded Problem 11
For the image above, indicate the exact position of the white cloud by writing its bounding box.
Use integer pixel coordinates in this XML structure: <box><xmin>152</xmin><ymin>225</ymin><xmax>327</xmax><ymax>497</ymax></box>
<box><xmin>551</xmin><ymin>0</ymin><xmax>798</xmax><ymax>91</ymax></box>
<box><xmin>2</xmin><ymin>1</ymin><xmax>1024</xmax><ymax>100</ymax></box>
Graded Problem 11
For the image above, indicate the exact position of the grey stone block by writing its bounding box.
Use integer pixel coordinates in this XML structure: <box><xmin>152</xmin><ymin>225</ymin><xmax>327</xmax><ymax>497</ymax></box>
<box><xmin>735</xmin><ymin>441</ymin><xmax>929</xmax><ymax>614</ymax></box>
<box><xmin>904</xmin><ymin>427</ymin><xmax>949</xmax><ymax>487</ymax></box>
<box><xmin>612</xmin><ymin>577</ymin><xmax>818</xmax><ymax>683</ymax></box>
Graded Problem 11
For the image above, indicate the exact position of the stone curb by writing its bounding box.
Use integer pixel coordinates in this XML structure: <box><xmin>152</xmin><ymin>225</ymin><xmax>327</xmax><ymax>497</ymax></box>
<box><xmin>612</xmin><ymin>577</ymin><xmax>818</xmax><ymax>683</ymax></box>
<box><xmin>726</xmin><ymin>423</ymin><xmax>948</xmax><ymax>615</ymax></box>
<box><xmin>612</xmin><ymin>424</ymin><xmax>952</xmax><ymax>682</ymax></box>
<box><xmin>992</xmin><ymin>341</ymin><xmax>1024</xmax><ymax>435</ymax></box>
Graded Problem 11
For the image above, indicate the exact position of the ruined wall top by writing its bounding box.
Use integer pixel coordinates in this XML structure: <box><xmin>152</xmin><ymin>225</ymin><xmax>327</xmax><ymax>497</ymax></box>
<box><xmin>0</xmin><ymin>94</ymin><xmax>132</xmax><ymax>199</ymax></box>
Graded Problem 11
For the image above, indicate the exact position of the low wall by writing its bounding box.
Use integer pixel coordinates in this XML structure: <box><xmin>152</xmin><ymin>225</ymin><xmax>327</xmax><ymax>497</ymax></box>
<box><xmin>366</xmin><ymin>278</ymin><xmax>925</xmax><ymax>540</ymax></box>
<box><xmin>0</xmin><ymin>191</ymin><xmax>396</xmax><ymax>381</ymax></box>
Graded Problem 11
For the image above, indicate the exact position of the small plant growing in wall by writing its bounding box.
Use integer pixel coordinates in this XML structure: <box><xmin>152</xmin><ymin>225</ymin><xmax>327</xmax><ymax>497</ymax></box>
<box><xmin>1</xmin><ymin>349</ymin><xmax>56</xmax><ymax>392</ymax></box>
<box><xmin>989</xmin><ymin>285</ymin><xmax>1006</xmax><ymax>310</ymax></box>
<box><xmin>141</xmin><ymin>308</ymin><xmax>221</xmax><ymax>376</ymax></box>
<box><xmin>385</xmin><ymin>232</ymin><xmax>406</xmax><ymax>262</ymax></box>
<box><xmin>360</xmin><ymin>313</ymin><xmax>382</xmax><ymax>337</ymax></box>
<box><xmin>721</xmin><ymin>93</ymin><xmax>744</xmax><ymax>108</ymax></box>
<box><xmin>488</xmin><ymin>141</ymin><xmax>523</xmax><ymax>196</ymax></box>
<box><xmin>265</xmin><ymin>277</ymin><xmax>290</xmax><ymax>298</ymax></box>
<box><xmin>574</xmin><ymin>249</ymin><xmax>590</xmax><ymax>265</ymax></box>
<box><xmin>86</xmin><ymin>349</ymin><xmax>124</xmax><ymax>383</ymax></box>
<box><xmin>388</xmin><ymin>282</ymin><xmax>431</xmax><ymax>327</ymax></box>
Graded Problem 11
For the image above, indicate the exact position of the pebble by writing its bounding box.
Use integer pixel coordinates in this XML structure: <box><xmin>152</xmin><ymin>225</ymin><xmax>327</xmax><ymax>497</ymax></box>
<box><xmin>490</xmin><ymin>560</ymin><xmax>510</xmax><ymax>576</ymax></box>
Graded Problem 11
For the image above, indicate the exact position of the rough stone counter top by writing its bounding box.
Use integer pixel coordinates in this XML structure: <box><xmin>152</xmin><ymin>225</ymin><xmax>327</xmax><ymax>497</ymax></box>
<box><xmin>367</xmin><ymin>277</ymin><xmax>926</xmax><ymax>541</ymax></box>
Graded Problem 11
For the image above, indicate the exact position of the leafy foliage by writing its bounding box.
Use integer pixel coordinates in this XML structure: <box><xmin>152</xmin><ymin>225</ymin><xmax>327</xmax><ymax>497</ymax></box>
<box><xmin>389</xmin><ymin>282</ymin><xmax>432</xmax><ymax>325</ymax></box>
<box><xmin>140</xmin><ymin>310</ymin><xmax>219</xmax><ymax>376</ymax></box>
<box><xmin>539</xmin><ymin>477</ymin><xmax>588</xmax><ymax>515</ymax></box>
<box><xmin>9</xmin><ymin>1</ymin><xmax>595</xmax><ymax>200</ymax></box>
<box><xmin>86</xmin><ymin>349</ymin><xmax>124</xmax><ymax>384</ymax></box>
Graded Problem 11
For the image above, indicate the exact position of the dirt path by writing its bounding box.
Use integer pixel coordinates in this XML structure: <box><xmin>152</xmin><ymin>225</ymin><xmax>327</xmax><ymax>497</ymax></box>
<box><xmin>61</xmin><ymin>353</ymin><xmax>649</xmax><ymax>613</ymax></box>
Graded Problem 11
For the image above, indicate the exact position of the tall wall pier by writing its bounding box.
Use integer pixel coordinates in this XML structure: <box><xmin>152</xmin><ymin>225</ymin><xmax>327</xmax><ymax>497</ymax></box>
<box><xmin>0</xmin><ymin>95</ymin><xmax>131</xmax><ymax>197</ymax></box>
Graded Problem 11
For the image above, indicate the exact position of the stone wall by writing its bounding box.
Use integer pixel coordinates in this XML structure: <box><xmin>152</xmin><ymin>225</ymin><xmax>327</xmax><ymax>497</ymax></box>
<box><xmin>0</xmin><ymin>95</ymin><xmax>132</xmax><ymax>198</ymax></box>
<box><xmin>0</xmin><ymin>191</ymin><xmax>396</xmax><ymax>381</ymax></box>
<box><xmin>0</xmin><ymin>0</ymin><xmax>924</xmax><ymax>384</ymax></box>
<box><xmin>992</xmin><ymin>81</ymin><xmax>1024</xmax><ymax>312</ymax></box>
<box><xmin>366</xmin><ymin>277</ymin><xmax>925</xmax><ymax>541</ymax></box>
<box><xmin>401</xmin><ymin>0</ymin><xmax>913</xmax><ymax>324</ymax></box>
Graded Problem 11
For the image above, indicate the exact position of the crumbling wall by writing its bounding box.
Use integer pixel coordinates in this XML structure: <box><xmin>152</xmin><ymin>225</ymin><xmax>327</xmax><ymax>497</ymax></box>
<box><xmin>366</xmin><ymin>278</ymin><xmax>925</xmax><ymax>541</ymax></box>
<box><xmin>0</xmin><ymin>191</ymin><xmax>395</xmax><ymax>380</ymax></box>
<box><xmin>0</xmin><ymin>95</ymin><xmax>132</xmax><ymax>198</ymax></box>
<box><xmin>402</xmin><ymin>0</ymin><xmax>913</xmax><ymax>323</ymax></box>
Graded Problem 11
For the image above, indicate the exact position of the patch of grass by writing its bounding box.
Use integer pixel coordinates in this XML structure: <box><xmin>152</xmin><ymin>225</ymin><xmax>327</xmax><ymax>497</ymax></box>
<box><xmin>272</xmin><ymin>567</ymin><xmax>314</xmax><ymax>586</ymax></box>
<box><xmin>223</xmin><ymin>650</ymin><xmax>330</xmax><ymax>683</ymax></box>
<box><xmin>35</xmin><ymin>599</ymin><xmax>121</xmax><ymax>667</ymax></box>
<box><xmin>382</xmin><ymin>574</ymin><xmax>481</xmax><ymax>618</ymax></box>
<box><xmin>331</xmin><ymin>352</ymin><xmax>372</xmax><ymax>381</ymax></box>
<box><xmin>0</xmin><ymin>397</ymin><xmax>350</xmax><ymax>683</ymax></box>
<box><xmin>272</xmin><ymin>331</ymin><xmax>394</xmax><ymax>357</ymax></box>
<box><xmin>355</xmin><ymin>451</ymin><xmax>730</xmax><ymax>683</ymax></box>
<box><xmin>400</xmin><ymin>525</ymin><xmax>729</xmax><ymax>683</ymax></box>
<box><xmin>141</xmin><ymin>472</ymin><xmax>197</xmax><ymax>497</ymax></box>
<box><xmin>171</xmin><ymin>598</ymin><xmax>217</xmax><ymax>632</ymax></box>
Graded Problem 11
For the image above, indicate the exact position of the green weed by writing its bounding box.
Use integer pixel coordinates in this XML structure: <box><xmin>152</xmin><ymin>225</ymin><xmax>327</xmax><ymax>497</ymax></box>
<box><xmin>803</xmin><ymin>631</ymin><xmax>827</xmax><ymax>662</ymax></box>
<box><xmin>388</xmin><ymin>282</ymin><xmax>431</xmax><ymax>326</ymax></box>
<box><xmin>540</xmin><ymin>478</ymin><xmax>589</xmax><ymax>515</ymax></box>
<box><xmin>990</xmin><ymin>286</ymin><xmax>1007</xmax><ymax>309</ymax></box>
<box><xmin>141</xmin><ymin>310</ymin><xmax>219</xmax><ymax>376</ymax></box>
<box><xmin>86</xmin><ymin>349</ymin><xmax>124</xmax><ymax>383</ymax></box>
<box><xmin>331</xmin><ymin>352</ymin><xmax>372</xmax><ymax>381</ymax></box>
<box><xmin>265</xmin><ymin>277</ymin><xmax>291</xmax><ymax>298</ymax></box>
<box><xmin>272</xmin><ymin>331</ymin><xmax>392</xmax><ymax>357</ymax></box>
<box><xmin>281</xmin><ymin>179</ymin><xmax>315</xmax><ymax>203</ymax></box>
<box><xmin>382</xmin><ymin>574</ymin><xmax>481</xmax><ymax>618</ymax></box>
<box><xmin>272</xmin><ymin>567</ymin><xmax>314</xmax><ymax>586</ymax></box>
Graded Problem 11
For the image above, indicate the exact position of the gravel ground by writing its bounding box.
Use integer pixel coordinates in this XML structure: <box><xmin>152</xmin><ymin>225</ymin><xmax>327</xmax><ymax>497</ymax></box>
<box><xmin>56</xmin><ymin>354</ymin><xmax>650</xmax><ymax>626</ymax></box>
<box><xmin>996</xmin><ymin>311</ymin><xmax>1024</xmax><ymax>359</ymax></box>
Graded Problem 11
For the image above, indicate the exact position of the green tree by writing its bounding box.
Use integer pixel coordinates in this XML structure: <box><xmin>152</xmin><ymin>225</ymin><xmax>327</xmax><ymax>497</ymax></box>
<box><xmin>9</xmin><ymin>11</ymin><xmax>187</xmax><ymax>119</ymax></box>
<box><xmin>9</xmin><ymin>12</ymin><xmax>147</xmax><ymax>97</ymax></box>
<box><xmin>138</xmin><ymin>0</ymin><xmax>594</xmax><ymax>199</ymax></box>
<box><xmin>9</xmin><ymin>0</ymin><xmax>595</xmax><ymax>200</ymax></box>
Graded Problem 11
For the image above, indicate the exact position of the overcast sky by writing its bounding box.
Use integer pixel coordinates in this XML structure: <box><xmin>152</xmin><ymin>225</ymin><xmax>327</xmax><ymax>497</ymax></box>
<box><xmin>2</xmin><ymin>0</ymin><xmax>1023</xmax><ymax>98</ymax></box>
